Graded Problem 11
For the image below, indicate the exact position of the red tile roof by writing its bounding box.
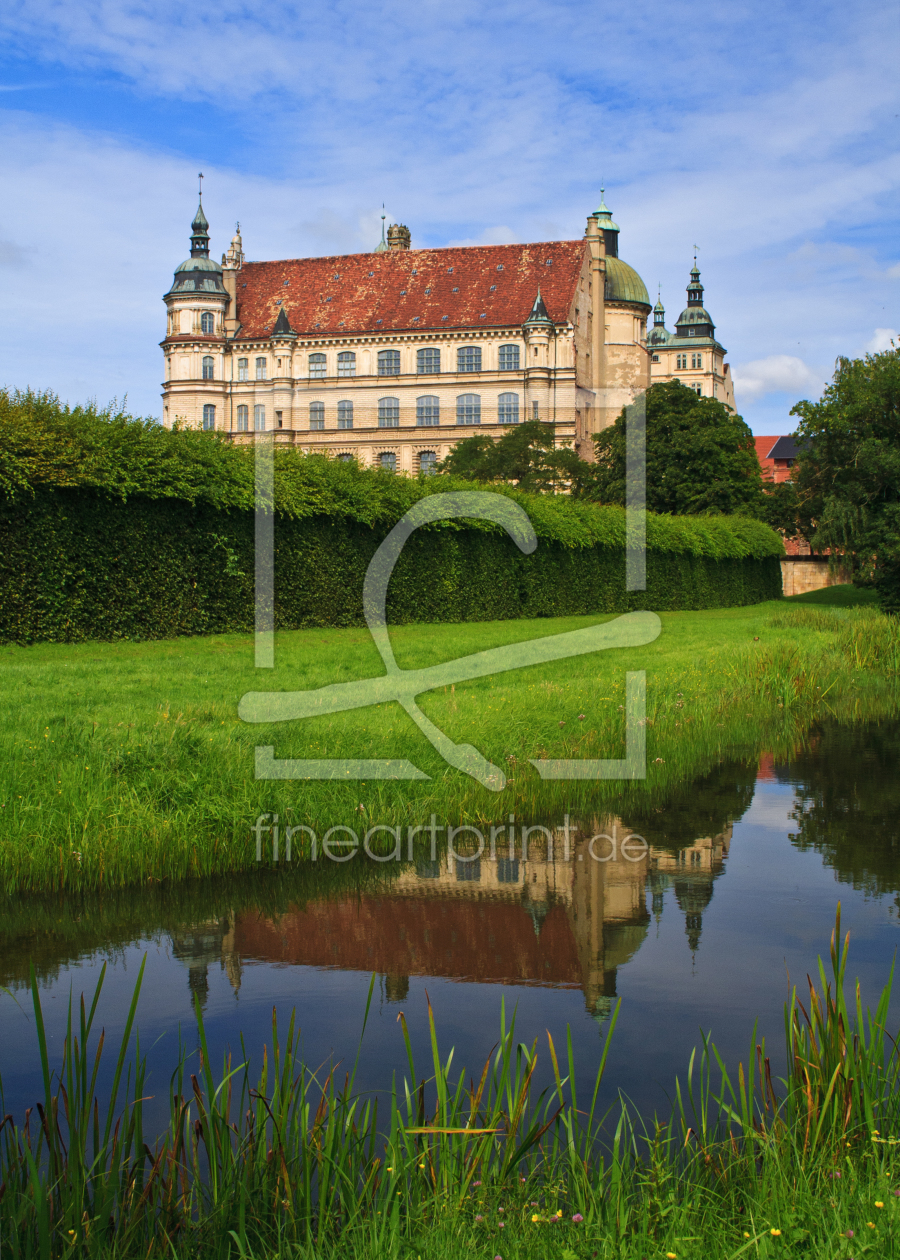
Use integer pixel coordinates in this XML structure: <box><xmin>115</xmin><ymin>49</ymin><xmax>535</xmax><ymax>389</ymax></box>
<box><xmin>755</xmin><ymin>435</ymin><xmax>779</xmax><ymax>468</ymax></box>
<box><xmin>234</xmin><ymin>241</ymin><xmax>587</xmax><ymax>342</ymax></box>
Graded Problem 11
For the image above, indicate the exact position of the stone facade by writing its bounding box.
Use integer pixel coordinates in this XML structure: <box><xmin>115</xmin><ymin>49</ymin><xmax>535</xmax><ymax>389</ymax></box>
<box><xmin>160</xmin><ymin>194</ymin><xmax>653</xmax><ymax>469</ymax></box>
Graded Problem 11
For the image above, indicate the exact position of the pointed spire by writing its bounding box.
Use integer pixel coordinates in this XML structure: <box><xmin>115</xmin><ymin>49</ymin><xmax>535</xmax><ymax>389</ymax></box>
<box><xmin>523</xmin><ymin>287</ymin><xmax>553</xmax><ymax>327</ymax></box>
<box><xmin>653</xmin><ymin>288</ymin><xmax>666</xmax><ymax>326</ymax></box>
<box><xmin>593</xmin><ymin>186</ymin><xmax>620</xmax><ymax>231</ymax></box>
<box><xmin>272</xmin><ymin>306</ymin><xmax>296</xmax><ymax>338</ymax></box>
<box><xmin>190</xmin><ymin>195</ymin><xmax>210</xmax><ymax>259</ymax></box>
<box><xmin>374</xmin><ymin>206</ymin><xmax>388</xmax><ymax>252</ymax></box>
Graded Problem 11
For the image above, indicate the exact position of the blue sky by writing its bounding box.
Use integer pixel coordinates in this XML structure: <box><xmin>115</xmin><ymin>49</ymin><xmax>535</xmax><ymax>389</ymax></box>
<box><xmin>0</xmin><ymin>0</ymin><xmax>897</xmax><ymax>432</ymax></box>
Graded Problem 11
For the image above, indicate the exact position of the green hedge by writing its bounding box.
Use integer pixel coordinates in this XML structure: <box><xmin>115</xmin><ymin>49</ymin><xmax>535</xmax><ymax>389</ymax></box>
<box><xmin>0</xmin><ymin>488</ymin><xmax>782</xmax><ymax>643</ymax></box>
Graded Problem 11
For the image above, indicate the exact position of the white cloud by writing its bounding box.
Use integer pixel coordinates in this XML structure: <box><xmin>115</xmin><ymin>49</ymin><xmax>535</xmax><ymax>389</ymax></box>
<box><xmin>887</xmin><ymin>263</ymin><xmax>900</xmax><ymax>279</ymax></box>
<box><xmin>732</xmin><ymin>355</ymin><xmax>821</xmax><ymax>404</ymax></box>
<box><xmin>865</xmin><ymin>328</ymin><xmax>898</xmax><ymax>353</ymax></box>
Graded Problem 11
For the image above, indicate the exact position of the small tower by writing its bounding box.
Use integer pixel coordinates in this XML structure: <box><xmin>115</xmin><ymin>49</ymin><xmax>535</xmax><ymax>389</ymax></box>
<box><xmin>387</xmin><ymin>223</ymin><xmax>411</xmax><ymax>250</ymax></box>
<box><xmin>648</xmin><ymin>292</ymin><xmax>670</xmax><ymax>351</ymax></box>
<box><xmin>222</xmin><ymin>222</ymin><xmax>245</xmax><ymax>270</ymax></box>
<box><xmin>522</xmin><ymin>289</ymin><xmax>554</xmax><ymax>422</ymax></box>
<box><xmin>162</xmin><ymin>196</ymin><xmax>229</xmax><ymax>430</ymax></box>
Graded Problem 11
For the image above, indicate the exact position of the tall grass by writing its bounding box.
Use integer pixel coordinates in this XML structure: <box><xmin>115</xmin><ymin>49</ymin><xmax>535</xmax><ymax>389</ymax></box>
<box><xmin>2</xmin><ymin>909</ymin><xmax>899</xmax><ymax>1258</ymax></box>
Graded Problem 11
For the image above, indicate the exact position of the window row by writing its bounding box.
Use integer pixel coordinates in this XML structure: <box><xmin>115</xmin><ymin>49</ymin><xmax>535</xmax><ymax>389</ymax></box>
<box><xmin>675</xmin><ymin>353</ymin><xmax>703</xmax><ymax>371</ymax></box>
<box><xmin>233</xmin><ymin>345</ymin><xmax>522</xmax><ymax>382</ymax></box>
<box><xmin>301</xmin><ymin>393</ymin><xmax>522</xmax><ymax>429</ymax></box>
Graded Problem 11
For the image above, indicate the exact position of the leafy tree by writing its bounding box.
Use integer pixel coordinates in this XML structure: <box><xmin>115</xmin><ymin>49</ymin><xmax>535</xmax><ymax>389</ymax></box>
<box><xmin>581</xmin><ymin>381</ymin><xmax>765</xmax><ymax>515</ymax></box>
<box><xmin>791</xmin><ymin>347</ymin><xmax>900</xmax><ymax>612</ymax></box>
<box><xmin>438</xmin><ymin>420</ymin><xmax>581</xmax><ymax>492</ymax></box>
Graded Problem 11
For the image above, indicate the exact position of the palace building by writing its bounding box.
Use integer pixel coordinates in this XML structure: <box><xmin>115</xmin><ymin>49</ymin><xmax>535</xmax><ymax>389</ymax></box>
<box><xmin>647</xmin><ymin>262</ymin><xmax>736</xmax><ymax>410</ymax></box>
<box><xmin>160</xmin><ymin>193</ymin><xmax>660</xmax><ymax>471</ymax></box>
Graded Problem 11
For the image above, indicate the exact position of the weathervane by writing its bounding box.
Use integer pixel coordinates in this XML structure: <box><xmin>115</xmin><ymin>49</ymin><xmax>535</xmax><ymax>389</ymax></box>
<box><xmin>198</xmin><ymin>172</ymin><xmax>204</xmax><ymax>197</ymax></box>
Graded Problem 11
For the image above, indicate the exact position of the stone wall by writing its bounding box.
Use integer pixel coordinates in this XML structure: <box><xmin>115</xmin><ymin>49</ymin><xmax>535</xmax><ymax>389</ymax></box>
<box><xmin>781</xmin><ymin>556</ymin><xmax>849</xmax><ymax>597</ymax></box>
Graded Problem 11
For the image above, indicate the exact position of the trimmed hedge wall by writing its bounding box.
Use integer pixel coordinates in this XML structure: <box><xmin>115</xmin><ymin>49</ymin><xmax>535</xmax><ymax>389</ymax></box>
<box><xmin>0</xmin><ymin>489</ymin><xmax>782</xmax><ymax>643</ymax></box>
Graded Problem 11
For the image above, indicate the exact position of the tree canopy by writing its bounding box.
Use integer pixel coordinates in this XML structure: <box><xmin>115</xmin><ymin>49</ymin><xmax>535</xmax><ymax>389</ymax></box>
<box><xmin>583</xmin><ymin>380</ymin><xmax>766</xmax><ymax>515</ymax></box>
<box><xmin>791</xmin><ymin>346</ymin><xmax>900</xmax><ymax>611</ymax></box>
<box><xmin>437</xmin><ymin>420</ymin><xmax>581</xmax><ymax>492</ymax></box>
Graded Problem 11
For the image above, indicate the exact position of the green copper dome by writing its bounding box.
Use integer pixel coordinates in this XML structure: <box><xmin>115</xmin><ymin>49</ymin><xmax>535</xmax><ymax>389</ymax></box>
<box><xmin>604</xmin><ymin>257</ymin><xmax>650</xmax><ymax>307</ymax></box>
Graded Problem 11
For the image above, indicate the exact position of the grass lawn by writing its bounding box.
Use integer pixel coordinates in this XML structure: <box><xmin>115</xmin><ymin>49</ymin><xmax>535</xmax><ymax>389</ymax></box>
<box><xmin>1</xmin><ymin>587</ymin><xmax>897</xmax><ymax>892</ymax></box>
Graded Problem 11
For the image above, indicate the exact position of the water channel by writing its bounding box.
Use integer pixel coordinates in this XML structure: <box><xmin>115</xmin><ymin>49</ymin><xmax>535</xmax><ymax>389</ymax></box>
<box><xmin>2</xmin><ymin>718</ymin><xmax>899</xmax><ymax>1134</ymax></box>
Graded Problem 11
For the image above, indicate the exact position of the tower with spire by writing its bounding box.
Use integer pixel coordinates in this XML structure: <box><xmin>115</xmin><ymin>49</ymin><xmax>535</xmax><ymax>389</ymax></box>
<box><xmin>648</xmin><ymin>257</ymin><xmax>735</xmax><ymax>411</ymax></box>
<box><xmin>161</xmin><ymin>192</ymin><xmax>229</xmax><ymax>430</ymax></box>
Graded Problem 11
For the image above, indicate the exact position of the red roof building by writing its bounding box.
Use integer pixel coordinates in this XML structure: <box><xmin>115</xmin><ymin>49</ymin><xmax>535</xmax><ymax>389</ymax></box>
<box><xmin>160</xmin><ymin>196</ymin><xmax>653</xmax><ymax>473</ymax></box>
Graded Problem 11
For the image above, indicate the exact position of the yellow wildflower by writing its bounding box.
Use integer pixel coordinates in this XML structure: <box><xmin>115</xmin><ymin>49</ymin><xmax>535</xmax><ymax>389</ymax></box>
<box><xmin>770</xmin><ymin>1229</ymin><xmax>781</xmax><ymax>1236</ymax></box>
<box><xmin>743</xmin><ymin>1232</ymin><xmax>751</xmax><ymax>1238</ymax></box>
<box><xmin>868</xmin><ymin>1222</ymin><xmax>876</xmax><ymax>1229</ymax></box>
<box><xmin>666</xmin><ymin>1253</ymin><xmax>677</xmax><ymax>1259</ymax></box>
<box><xmin>875</xmin><ymin>1201</ymin><xmax>884</xmax><ymax>1209</ymax></box>
<box><xmin>556</xmin><ymin>1209</ymin><xmax>563</xmax><ymax>1217</ymax></box>
<box><xmin>532</xmin><ymin>1214</ymin><xmax>541</xmax><ymax>1223</ymax></box>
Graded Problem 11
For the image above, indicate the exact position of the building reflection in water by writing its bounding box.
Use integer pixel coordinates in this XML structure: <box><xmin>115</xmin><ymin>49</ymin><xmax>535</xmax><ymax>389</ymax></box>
<box><xmin>170</xmin><ymin>821</ymin><xmax>731</xmax><ymax>1017</ymax></box>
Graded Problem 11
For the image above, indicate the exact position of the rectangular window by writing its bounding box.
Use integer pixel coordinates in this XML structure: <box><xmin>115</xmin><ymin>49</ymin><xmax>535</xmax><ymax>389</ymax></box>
<box><xmin>416</xmin><ymin>396</ymin><xmax>440</xmax><ymax>426</ymax></box>
<box><xmin>378</xmin><ymin>349</ymin><xmax>401</xmax><ymax>376</ymax></box>
<box><xmin>418</xmin><ymin>451</ymin><xmax>438</xmax><ymax>475</ymax></box>
<box><xmin>379</xmin><ymin>451</ymin><xmax>397</xmax><ymax>471</ymax></box>
<box><xmin>498</xmin><ymin>392</ymin><xmax>519</xmax><ymax>424</ymax></box>
<box><xmin>456</xmin><ymin>394</ymin><xmax>481</xmax><ymax>425</ymax></box>
<box><xmin>651</xmin><ymin>354</ymin><xmax>659</xmax><ymax>363</ymax></box>
<box><xmin>254</xmin><ymin>405</ymin><xmax>266</xmax><ymax>432</ymax></box>
<box><xmin>275</xmin><ymin>410</ymin><xmax>283</xmax><ymax>429</ymax></box>
<box><xmin>309</xmin><ymin>402</ymin><xmax>324</xmax><ymax>430</ymax></box>
<box><xmin>378</xmin><ymin>397</ymin><xmax>400</xmax><ymax>427</ymax></box>
<box><xmin>237</xmin><ymin>357</ymin><xmax>248</xmax><ymax>382</ymax></box>
<box><xmin>236</xmin><ymin>405</ymin><xmax>249</xmax><ymax>432</ymax></box>
<box><xmin>255</xmin><ymin>357</ymin><xmax>267</xmax><ymax>381</ymax></box>
<box><xmin>532</xmin><ymin>400</ymin><xmax>539</xmax><ymax>420</ymax></box>
<box><xmin>337</xmin><ymin>351</ymin><xmax>356</xmax><ymax>377</ymax></box>
<box><xmin>309</xmin><ymin>353</ymin><xmax>326</xmax><ymax>379</ymax></box>
<box><xmin>498</xmin><ymin>344</ymin><xmax>520</xmax><ymax>371</ymax></box>
<box><xmin>337</xmin><ymin>401</ymin><xmax>353</xmax><ymax>429</ymax></box>
<box><xmin>691</xmin><ymin>353</ymin><xmax>702</xmax><ymax>369</ymax></box>
<box><xmin>676</xmin><ymin>354</ymin><xmax>687</xmax><ymax>370</ymax></box>
<box><xmin>202</xmin><ymin>404</ymin><xmax>215</xmax><ymax>431</ymax></box>
<box><xmin>457</xmin><ymin>346</ymin><xmax>482</xmax><ymax>373</ymax></box>
<box><xmin>202</xmin><ymin>355</ymin><xmax>214</xmax><ymax>380</ymax></box>
<box><xmin>417</xmin><ymin>347</ymin><xmax>441</xmax><ymax>374</ymax></box>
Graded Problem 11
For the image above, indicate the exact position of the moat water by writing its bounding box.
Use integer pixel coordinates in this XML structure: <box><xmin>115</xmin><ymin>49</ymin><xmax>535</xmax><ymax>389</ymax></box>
<box><xmin>2</xmin><ymin>718</ymin><xmax>900</xmax><ymax>1132</ymax></box>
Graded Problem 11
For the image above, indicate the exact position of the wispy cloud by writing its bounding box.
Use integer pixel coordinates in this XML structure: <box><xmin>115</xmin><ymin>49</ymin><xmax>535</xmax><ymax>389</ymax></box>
<box><xmin>0</xmin><ymin>0</ymin><xmax>896</xmax><ymax>430</ymax></box>
<box><xmin>865</xmin><ymin>329</ymin><xmax>898</xmax><ymax>354</ymax></box>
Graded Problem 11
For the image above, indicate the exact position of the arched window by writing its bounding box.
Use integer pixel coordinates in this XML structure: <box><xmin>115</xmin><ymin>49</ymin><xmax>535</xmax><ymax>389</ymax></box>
<box><xmin>337</xmin><ymin>401</ymin><xmax>353</xmax><ymax>429</ymax></box>
<box><xmin>417</xmin><ymin>348</ymin><xmax>441</xmax><ymax>374</ymax></box>
<box><xmin>309</xmin><ymin>402</ymin><xmax>325</xmax><ymax>430</ymax></box>
<box><xmin>378</xmin><ymin>349</ymin><xmax>401</xmax><ymax>376</ymax></box>
<box><xmin>416</xmin><ymin>396</ymin><xmax>440</xmax><ymax>426</ymax></box>
<box><xmin>200</xmin><ymin>312</ymin><xmax>214</xmax><ymax>335</ymax></box>
<box><xmin>236</xmin><ymin>405</ymin><xmax>249</xmax><ymax>432</ymax></box>
<box><xmin>457</xmin><ymin>346</ymin><xmax>482</xmax><ymax>373</ymax></box>
<box><xmin>202</xmin><ymin>355</ymin><xmax>214</xmax><ymax>380</ymax></box>
<box><xmin>255</xmin><ymin>357</ymin><xmax>267</xmax><ymax>380</ymax></box>
<box><xmin>309</xmin><ymin>353</ymin><xmax>326</xmax><ymax>379</ymax></box>
<box><xmin>254</xmin><ymin>405</ymin><xmax>266</xmax><ymax>432</ymax></box>
<box><xmin>498</xmin><ymin>344</ymin><xmax>520</xmax><ymax>371</ymax></box>
<box><xmin>378</xmin><ymin>397</ymin><xmax>400</xmax><ymax>428</ymax></box>
<box><xmin>456</xmin><ymin>394</ymin><xmax>481</xmax><ymax>425</ymax></box>
<box><xmin>237</xmin><ymin>357</ymin><xmax>248</xmax><ymax>381</ymax></box>
<box><xmin>418</xmin><ymin>451</ymin><xmax>438</xmax><ymax>475</ymax></box>
<box><xmin>337</xmin><ymin>351</ymin><xmax>356</xmax><ymax>378</ymax></box>
<box><xmin>202</xmin><ymin>404</ymin><xmax>215</xmax><ymax>430</ymax></box>
<box><xmin>498</xmin><ymin>392</ymin><xmax>519</xmax><ymax>424</ymax></box>
<box><xmin>379</xmin><ymin>451</ymin><xmax>397</xmax><ymax>471</ymax></box>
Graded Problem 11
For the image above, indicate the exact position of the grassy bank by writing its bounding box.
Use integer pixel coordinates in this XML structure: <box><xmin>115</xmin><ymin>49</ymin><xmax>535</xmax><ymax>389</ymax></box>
<box><xmin>1</xmin><ymin>910</ymin><xmax>898</xmax><ymax>1258</ymax></box>
<box><xmin>0</xmin><ymin>589</ymin><xmax>897</xmax><ymax>893</ymax></box>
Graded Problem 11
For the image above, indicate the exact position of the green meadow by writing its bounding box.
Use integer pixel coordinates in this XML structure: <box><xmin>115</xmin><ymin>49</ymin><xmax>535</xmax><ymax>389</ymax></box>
<box><xmin>1</xmin><ymin>585</ymin><xmax>896</xmax><ymax>894</ymax></box>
